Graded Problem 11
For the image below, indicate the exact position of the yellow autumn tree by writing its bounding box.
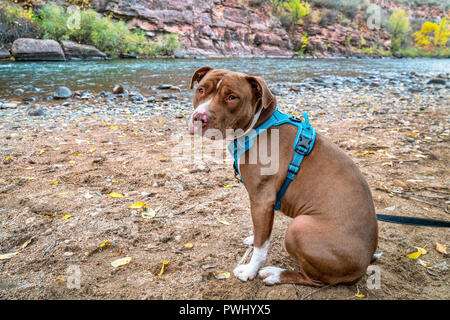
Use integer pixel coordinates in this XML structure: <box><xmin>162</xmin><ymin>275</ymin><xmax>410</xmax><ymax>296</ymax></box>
<box><xmin>413</xmin><ymin>17</ymin><xmax>449</xmax><ymax>51</ymax></box>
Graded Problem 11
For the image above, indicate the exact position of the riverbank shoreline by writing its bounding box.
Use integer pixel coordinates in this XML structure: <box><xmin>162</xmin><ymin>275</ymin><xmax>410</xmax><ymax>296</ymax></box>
<box><xmin>0</xmin><ymin>71</ymin><xmax>449</xmax><ymax>299</ymax></box>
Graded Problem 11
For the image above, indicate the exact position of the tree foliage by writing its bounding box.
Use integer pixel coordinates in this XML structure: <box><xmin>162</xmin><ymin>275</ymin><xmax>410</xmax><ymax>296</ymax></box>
<box><xmin>387</xmin><ymin>8</ymin><xmax>410</xmax><ymax>51</ymax></box>
<box><xmin>413</xmin><ymin>17</ymin><xmax>449</xmax><ymax>50</ymax></box>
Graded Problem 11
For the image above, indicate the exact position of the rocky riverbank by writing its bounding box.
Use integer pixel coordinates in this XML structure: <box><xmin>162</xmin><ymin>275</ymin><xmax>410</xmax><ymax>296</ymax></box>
<box><xmin>1</xmin><ymin>68</ymin><xmax>448</xmax><ymax>117</ymax></box>
<box><xmin>1</xmin><ymin>68</ymin><xmax>449</xmax><ymax>299</ymax></box>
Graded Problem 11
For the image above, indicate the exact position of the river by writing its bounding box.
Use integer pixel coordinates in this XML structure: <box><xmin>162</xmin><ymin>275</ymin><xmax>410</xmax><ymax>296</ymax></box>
<box><xmin>0</xmin><ymin>57</ymin><xmax>449</xmax><ymax>100</ymax></box>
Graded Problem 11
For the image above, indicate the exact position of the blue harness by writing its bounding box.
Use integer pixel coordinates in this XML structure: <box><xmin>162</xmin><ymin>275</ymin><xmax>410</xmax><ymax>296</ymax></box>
<box><xmin>227</xmin><ymin>109</ymin><xmax>316</xmax><ymax>211</ymax></box>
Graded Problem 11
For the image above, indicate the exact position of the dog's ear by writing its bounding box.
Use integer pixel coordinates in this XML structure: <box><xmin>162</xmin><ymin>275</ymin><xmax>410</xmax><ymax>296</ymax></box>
<box><xmin>245</xmin><ymin>76</ymin><xmax>275</xmax><ymax>110</ymax></box>
<box><xmin>190</xmin><ymin>66</ymin><xmax>213</xmax><ymax>89</ymax></box>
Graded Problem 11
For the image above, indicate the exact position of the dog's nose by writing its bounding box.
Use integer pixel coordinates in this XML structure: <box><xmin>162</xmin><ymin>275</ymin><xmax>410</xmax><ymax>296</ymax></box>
<box><xmin>193</xmin><ymin>112</ymin><xmax>208</xmax><ymax>127</ymax></box>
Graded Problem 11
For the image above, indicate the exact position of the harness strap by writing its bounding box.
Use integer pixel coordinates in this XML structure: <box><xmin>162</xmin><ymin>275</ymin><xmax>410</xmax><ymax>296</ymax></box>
<box><xmin>228</xmin><ymin>109</ymin><xmax>316</xmax><ymax>210</ymax></box>
<box><xmin>274</xmin><ymin>113</ymin><xmax>315</xmax><ymax>210</ymax></box>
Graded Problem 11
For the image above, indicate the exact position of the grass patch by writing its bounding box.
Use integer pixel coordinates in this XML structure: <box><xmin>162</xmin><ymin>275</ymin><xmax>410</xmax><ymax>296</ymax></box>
<box><xmin>397</xmin><ymin>47</ymin><xmax>450</xmax><ymax>58</ymax></box>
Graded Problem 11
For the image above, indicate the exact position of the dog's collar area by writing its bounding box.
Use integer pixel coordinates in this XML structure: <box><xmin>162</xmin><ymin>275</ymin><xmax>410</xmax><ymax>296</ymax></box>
<box><xmin>227</xmin><ymin>108</ymin><xmax>316</xmax><ymax>211</ymax></box>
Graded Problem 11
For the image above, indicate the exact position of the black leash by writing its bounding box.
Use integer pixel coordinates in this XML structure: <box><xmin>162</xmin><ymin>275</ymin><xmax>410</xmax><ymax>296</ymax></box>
<box><xmin>377</xmin><ymin>214</ymin><xmax>450</xmax><ymax>228</ymax></box>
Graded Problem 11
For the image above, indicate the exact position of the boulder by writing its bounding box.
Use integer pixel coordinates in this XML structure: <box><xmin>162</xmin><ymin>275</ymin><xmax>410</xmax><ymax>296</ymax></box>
<box><xmin>0</xmin><ymin>46</ymin><xmax>11</xmax><ymax>59</ymax></box>
<box><xmin>60</xmin><ymin>41</ymin><xmax>106</xmax><ymax>60</ymax></box>
<box><xmin>11</xmin><ymin>38</ymin><xmax>65</xmax><ymax>61</ymax></box>
<box><xmin>119</xmin><ymin>52</ymin><xmax>138</xmax><ymax>59</ymax></box>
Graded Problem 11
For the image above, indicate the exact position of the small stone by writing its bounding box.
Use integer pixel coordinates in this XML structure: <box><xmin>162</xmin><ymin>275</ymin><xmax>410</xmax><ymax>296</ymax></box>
<box><xmin>112</xmin><ymin>84</ymin><xmax>124</xmax><ymax>94</ymax></box>
<box><xmin>14</xmin><ymin>88</ymin><xmax>25</xmax><ymax>96</ymax></box>
<box><xmin>160</xmin><ymin>236</ymin><xmax>172</xmax><ymax>243</ymax></box>
<box><xmin>24</xmin><ymin>97</ymin><xmax>37</xmax><ymax>103</ymax></box>
<box><xmin>27</xmin><ymin>105</ymin><xmax>45</xmax><ymax>116</ymax></box>
<box><xmin>1</xmin><ymin>102</ymin><xmax>18</xmax><ymax>109</ymax></box>
<box><xmin>54</xmin><ymin>86</ymin><xmax>72</xmax><ymax>99</ymax></box>
<box><xmin>427</xmin><ymin>78</ymin><xmax>446</xmax><ymax>85</ymax></box>
<box><xmin>158</xmin><ymin>84</ymin><xmax>173</xmax><ymax>90</ymax></box>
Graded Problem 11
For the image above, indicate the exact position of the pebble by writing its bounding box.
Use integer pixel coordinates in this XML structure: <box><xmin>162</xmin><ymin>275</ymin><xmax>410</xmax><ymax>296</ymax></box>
<box><xmin>14</xmin><ymin>88</ymin><xmax>25</xmax><ymax>96</ymax></box>
<box><xmin>27</xmin><ymin>105</ymin><xmax>45</xmax><ymax>116</ymax></box>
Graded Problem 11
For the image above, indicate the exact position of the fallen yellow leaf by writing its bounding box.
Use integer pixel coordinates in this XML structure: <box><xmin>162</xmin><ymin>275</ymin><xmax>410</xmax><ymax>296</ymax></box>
<box><xmin>141</xmin><ymin>208</ymin><xmax>156</xmax><ymax>219</ymax></box>
<box><xmin>224</xmin><ymin>184</ymin><xmax>239</xmax><ymax>188</ymax></box>
<box><xmin>61</xmin><ymin>214</ymin><xmax>72</xmax><ymax>220</ymax></box>
<box><xmin>111</xmin><ymin>257</ymin><xmax>132</xmax><ymax>268</ymax></box>
<box><xmin>0</xmin><ymin>239</ymin><xmax>33</xmax><ymax>260</ymax></box>
<box><xmin>0</xmin><ymin>251</ymin><xmax>20</xmax><ymax>260</ymax></box>
<box><xmin>158</xmin><ymin>260</ymin><xmax>169</xmax><ymax>279</ymax></box>
<box><xmin>109</xmin><ymin>192</ymin><xmax>124</xmax><ymax>198</ymax></box>
<box><xmin>358</xmin><ymin>151</ymin><xmax>375</xmax><ymax>156</ymax></box>
<box><xmin>217</xmin><ymin>217</ymin><xmax>231</xmax><ymax>225</ymax></box>
<box><xmin>355</xmin><ymin>286</ymin><xmax>365</xmax><ymax>298</ymax></box>
<box><xmin>213</xmin><ymin>271</ymin><xmax>230</xmax><ymax>280</ymax></box>
<box><xmin>99</xmin><ymin>240</ymin><xmax>110</xmax><ymax>248</ymax></box>
<box><xmin>129</xmin><ymin>202</ymin><xmax>149</xmax><ymax>209</ymax></box>
<box><xmin>417</xmin><ymin>259</ymin><xmax>432</xmax><ymax>269</ymax></box>
<box><xmin>406</xmin><ymin>247</ymin><xmax>427</xmax><ymax>259</ymax></box>
<box><xmin>435</xmin><ymin>242</ymin><xmax>447</xmax><ymax>255</ymax></box>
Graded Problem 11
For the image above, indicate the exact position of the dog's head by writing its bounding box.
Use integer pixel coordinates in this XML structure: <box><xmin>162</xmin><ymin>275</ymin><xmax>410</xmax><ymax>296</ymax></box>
<box><xmin>187</xmin><ymin>66</ymin><xmax>276</xmax><ymax>138</ymax></box>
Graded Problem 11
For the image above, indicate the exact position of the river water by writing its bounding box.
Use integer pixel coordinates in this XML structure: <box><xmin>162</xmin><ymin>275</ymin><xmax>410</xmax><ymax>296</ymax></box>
<box><xmin>0</xmin><ymin>57</ymin><xmax>449</xmax><ymax>99</ymax></box>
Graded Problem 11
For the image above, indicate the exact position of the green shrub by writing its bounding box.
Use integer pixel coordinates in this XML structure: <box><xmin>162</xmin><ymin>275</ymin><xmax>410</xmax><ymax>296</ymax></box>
<box><xmin>151</xmin><ymin>33</ymin><xmax>181</xmax><ymax>56</ymax></box>
<box><xmin>31</xmin><ymin>3</ymin><xmax>180</xmax><ymax>57</ymax></box>
<box><xmin>340</xmin><ymin>0</ymin><xmax>364</xmax><ymax>20</ymax></box>
<box><xmin>397</xmin><ymin>46</ymin><xmax>450</xmax><ymax>58</ymax></box>
<box><xmin>319</xmin><ymin>9</ymin><xmax>338</xmax><ymax>26</ymax></box>
<box><xmin>269</xmin><ymin>0</ymin><xmax>309</xmax><ymax>27</ymax></box>
<box><xmin>311</xmin><ymin>0</ymin><xmax>342</xmax><ymax>10</ymax></box>
<box><xmin>0</xmin><ymin>2</ymin><xmax>38</xmax><ymax>44</ymax></box>
<box><xmin>34</xmin><ymin>3</ymin><xmax>71</xmax><ymax>41</ymax></box>
<box><xmin>284</xmin><ymin>0</ymin><xmax>310</xmax><ymax>25</ymax></box>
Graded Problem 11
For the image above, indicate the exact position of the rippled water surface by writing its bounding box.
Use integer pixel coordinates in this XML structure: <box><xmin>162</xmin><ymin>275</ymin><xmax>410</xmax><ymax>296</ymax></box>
<box><xmin>1</xmin><ymin>58</ymin><xmax>449</xmax><ymax>98</ymax></box>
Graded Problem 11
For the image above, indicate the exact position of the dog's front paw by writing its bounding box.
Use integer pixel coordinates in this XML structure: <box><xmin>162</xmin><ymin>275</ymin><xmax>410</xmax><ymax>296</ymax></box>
<box><xmin>233</xmin><ymin>264</ymin><xmax>258</xmax><ymax>281</ymax></box>
<box><xmin>243</xmin><ymin>235</ymin><xmax>254</xmax><ymax>246</ymax></box>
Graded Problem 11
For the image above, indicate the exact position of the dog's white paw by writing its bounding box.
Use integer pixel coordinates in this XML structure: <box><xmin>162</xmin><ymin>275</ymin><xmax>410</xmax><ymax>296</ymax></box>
<box><xmin>234</xmin><ymin>264</ymin><xmax>258</xmax><ymax>281</ymax></box>
<box><xmin>243</xmin><ymin>235</ymin><xmax>254</xmax><ymax>246</ymax></box>
<box><xmin>258</xmin><ymin>266</ymin><xmax>285</xmax><ymax>285</ymax></box>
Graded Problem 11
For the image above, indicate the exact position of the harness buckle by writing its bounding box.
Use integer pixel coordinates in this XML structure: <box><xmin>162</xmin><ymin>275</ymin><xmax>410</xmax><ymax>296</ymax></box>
<box><xmin>289</xmin><ymin>115</ymin><xmax>303</xmax><ymax>123</ymax></box>
<box><xmin>295</xmin><ymin>134</ymin><xmax>312</xmax><ymax>155</ymax></box>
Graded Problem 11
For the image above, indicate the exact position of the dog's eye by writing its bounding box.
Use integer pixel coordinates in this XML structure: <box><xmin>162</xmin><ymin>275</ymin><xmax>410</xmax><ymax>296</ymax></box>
<box><xmin>228</xmin><ymin>95</ymin><xmax>237</xmax><ymax>100</ymax></box>
<box><xmin>198</xmin><ymin>88</ymin><xmax>204</xmax><ymax>94</ymax></box>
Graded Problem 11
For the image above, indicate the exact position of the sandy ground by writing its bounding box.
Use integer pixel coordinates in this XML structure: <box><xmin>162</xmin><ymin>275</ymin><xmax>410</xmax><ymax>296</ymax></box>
<box><xmin>0</xmin><ymin>88</ymin><xmax>449</xmax><ymax>300</ymax></box>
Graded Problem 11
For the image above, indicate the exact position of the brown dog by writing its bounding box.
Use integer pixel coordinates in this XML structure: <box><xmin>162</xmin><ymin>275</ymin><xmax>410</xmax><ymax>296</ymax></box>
<box><xmin>188</xmin><ymin>66</ymin><xmax>378</xmax><ymax>287</ymax></box>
